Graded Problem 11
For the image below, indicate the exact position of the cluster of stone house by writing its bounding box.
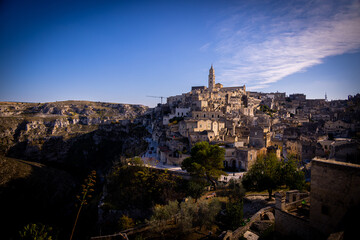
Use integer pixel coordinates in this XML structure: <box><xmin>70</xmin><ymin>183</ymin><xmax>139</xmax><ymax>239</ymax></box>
<box><xmin>150</xmin><ymin>66</ymin><xmax>360</xmax><ymax>170</ymax></box>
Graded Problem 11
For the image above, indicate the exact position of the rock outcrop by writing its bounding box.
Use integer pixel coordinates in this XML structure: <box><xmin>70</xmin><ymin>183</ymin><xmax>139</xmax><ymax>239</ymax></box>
<box><xmin>0</xmin><ymin>101</ymin><xmax>151</xmax><ymax>170</ymax></box>
<box><xmin>0</xmin><ymin>100</ymin><xmax>152</xmax><ymax>239</ymax></box>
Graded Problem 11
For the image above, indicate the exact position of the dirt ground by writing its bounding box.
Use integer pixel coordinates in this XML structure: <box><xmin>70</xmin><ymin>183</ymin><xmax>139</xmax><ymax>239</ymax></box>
<box><xmin>243</xmin><ymin>195</ymin><xmax>275</xmax><ymax>219</ymax></box>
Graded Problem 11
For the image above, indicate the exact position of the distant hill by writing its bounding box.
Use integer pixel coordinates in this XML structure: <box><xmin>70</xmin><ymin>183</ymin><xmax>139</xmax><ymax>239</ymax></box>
<box><xmin>0</xmin><ymin>100</ymin><xmax>149</xmax><ymax>118</ymax></box>
<box><xmin>0</xmin><ymin>100</ymin><xmax>150</xmax><ymax>160</ymax></box>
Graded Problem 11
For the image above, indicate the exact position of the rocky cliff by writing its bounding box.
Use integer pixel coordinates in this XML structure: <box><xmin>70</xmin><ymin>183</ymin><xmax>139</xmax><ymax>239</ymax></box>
<box><xmin>0</xmin><ymin>101</ymin><xmax>151</xmax><ymax>238</ymax></box>
<box><xmin>0</xmin><ymin>101</ymin><xmax>151</xmax><ymax>171</ymax></box>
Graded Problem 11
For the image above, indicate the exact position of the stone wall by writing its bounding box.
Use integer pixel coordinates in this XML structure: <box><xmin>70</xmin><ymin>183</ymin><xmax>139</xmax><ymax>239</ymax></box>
<box><xmin>219</xmin><ymin>206</ymin><xmax>273</xmax><ymax>240</ymax></box>
<box><xmin>275</xmin><ymin>208</ymin><xmax>312</xmax><ymax>240</ymax></box>
<box><xmin>310</xmin><ymin>159</ymin><xmax>360</xmax><ymax>237</ymax></box>
<box><xmin>274</xmin><ymin>191</ymin><xmax>315</xmax><ymax>239</ymax></box>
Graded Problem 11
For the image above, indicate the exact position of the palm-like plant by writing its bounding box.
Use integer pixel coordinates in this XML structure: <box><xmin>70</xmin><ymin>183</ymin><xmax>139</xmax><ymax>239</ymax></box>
<box><xmin>70</xmin><ymin>170</ymin><xmax>96</xmax><ymax>240</ymax></box>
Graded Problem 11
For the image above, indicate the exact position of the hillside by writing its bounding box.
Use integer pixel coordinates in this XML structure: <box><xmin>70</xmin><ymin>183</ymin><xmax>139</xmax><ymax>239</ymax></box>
<box><xmin>0</xmin><ymin>100</ymin><xmax>148</xmax><ymax>118</ymax></box>
<box><xmin>0</xmin><ymin>100</ymin><xmax>151</xmax><ymax>239</ymax></box>
<box><xmin>0</xmin><ymin>156</ymin><xmax>77</xmax><ymax>239</ymax></box>
<box><xmin>0</xmin><ymin>101</ymin><xmax>150</xmax><ymax>163</ymax></box>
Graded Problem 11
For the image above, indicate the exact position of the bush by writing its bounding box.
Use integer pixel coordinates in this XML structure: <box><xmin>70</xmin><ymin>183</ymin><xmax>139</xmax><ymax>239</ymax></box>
<box><xmin>186</xmin><ymin>178</ymin><xmax>207</xmax><ymax>201</ymax></box>
<box><xmin>149</xmin><ymin>200</ymin><xmax>179</xmax><ymax>234</ymax></box>
<box><xmin>225</xmin><ymin>201</ymin><xmax>243</xmax><ymax>230</ymax></box>
<box><xmin>118</xmin><ymin>215</ymin><xmax>135</xmax><ymax>231</ymax></box>
<box><xmin>19</xmin><ymin>223</ymin><xmax>57</xmax><ymax>240</ymax></box>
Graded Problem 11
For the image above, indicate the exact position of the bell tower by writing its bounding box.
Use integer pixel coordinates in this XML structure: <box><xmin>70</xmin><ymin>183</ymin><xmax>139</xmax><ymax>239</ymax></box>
<box><xmin>208</xmin><ymin>65</ymin><xmax>215</xmax><ymax>91</ymax></box>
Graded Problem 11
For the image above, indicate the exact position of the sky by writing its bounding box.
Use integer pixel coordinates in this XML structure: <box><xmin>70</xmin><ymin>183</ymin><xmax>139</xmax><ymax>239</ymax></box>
<box><xmin>1</xmin><ymin>0</ymin><xmax>360</xmax><ymax>107</ymax></box>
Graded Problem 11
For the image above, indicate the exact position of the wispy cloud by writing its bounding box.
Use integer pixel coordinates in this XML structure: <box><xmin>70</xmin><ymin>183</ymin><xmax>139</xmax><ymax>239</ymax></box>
<box><xmin>215</xmin><ymin>0</ymin><xmax>360</xmax><ymax>89</ymax></box>
<box><xmin>199</xmin><ymin>42</ymin><xmax>211</xmax><ymax>51</ymax></box>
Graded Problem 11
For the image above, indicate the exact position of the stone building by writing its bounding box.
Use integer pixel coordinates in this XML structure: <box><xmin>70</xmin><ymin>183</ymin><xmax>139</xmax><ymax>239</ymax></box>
<box><xmin>324</xmin><ymin>120</ymin><xmax>352</xmax><ymax>137</ymax></box>
<box><xmin>289</xmin><ymin>93</ymin><xmax>306</xmax><ymax>101</ymax></box>
<box><xmin>208</xmin><ymin>65</ymin><xmax>215</xmax><ymax>91</ymax></box>
<box><xmin>310</xmin><ymin>159</ymin><xmax>360</xmax><ymax>238</ymax></box>
<box><xmin>249</xmin><ymin>126</ymin><xmax>270</xmax><ymax>148</ymax></box>
<box><xmin>275</xmin><ymin>158</ymin><xmax>360</xmax><ymax>239</ymax></box>
<box><xmin>162</xmin><ymin>107</ymin><xmax>191</xmax><ymax>125</ymax></box>
<box><xmin>236</xmin><ymin>147</ymin><xmax>264</xmax><ymax>171</ymax></box>
<box><xmin>221</xmin><ymin>146</ymin><xmax>267</xmax><ymax>171</ymax></box>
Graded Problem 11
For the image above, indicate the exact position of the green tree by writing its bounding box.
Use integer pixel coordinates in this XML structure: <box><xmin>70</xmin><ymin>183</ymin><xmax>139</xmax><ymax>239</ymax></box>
<box><xmin>281</xmin><ymin>155</ymin><xmax>305</xmax><ymax>190</ymax></box>
<box><xmin>149</xmin><ymin>200</ymin><xmax>179</xmax><ymax>235</ymax></box>
<box><xmin>149</xmin><ymin>198</ymin><xmax>221</xmax><ymax>235</ymax></box>
<box><xmin>243</xmin><ymin>153</ymin><xmax>306</xmax><ymax>200</ymax></box>
<box><xmin>226</xmin><ymin>201</ymin><xmax>244</xmax><ymax>230</ymax></box>
<box><xmin>181</xmin><ymin>141</ymin><xmax>226</xmax><ymax>189</ymax></box>
<box><xmin>228</xmin><ymin>179</ymin><xmax>246</xmax><ymax>201</ymax></box>
<box><xmin>106</xmin><ymin>158</ymin><xmax>185</xmax><ymax>211</ymax></box>
<box><xmin>225</xmin><ymin>179</ymin><xmax>245</xmax><ymax>230</ymax></box>
<box><xmin>196</xmin><ymin>198</ymin><xmax>221</xmax><ymax>231</ymax></box>
<box><xmin>178</xmin><ymin>198</ymin><xmax>197</xmax><ymax>233</ymax></box>
<box><xmin>242</xmin><ymin>153</ymin><xmax>280</xmax><ymax>200</ymax></box>
<box><xmin>186</xmin><ymin>178</ymin><xmax>207</xmax><ymax>202</ymax></box>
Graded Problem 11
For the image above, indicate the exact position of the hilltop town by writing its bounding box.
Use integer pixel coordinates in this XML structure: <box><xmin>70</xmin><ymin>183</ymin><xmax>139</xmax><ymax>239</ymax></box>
<box><xmin>148</xmin><ymin>65</ymin><xmax>360</xmax><ymax>171</ymax></box>
<box><xmin>1</xmin><ymin>66</ymin><xmax>359</xmax><ymax>240</ymax></box>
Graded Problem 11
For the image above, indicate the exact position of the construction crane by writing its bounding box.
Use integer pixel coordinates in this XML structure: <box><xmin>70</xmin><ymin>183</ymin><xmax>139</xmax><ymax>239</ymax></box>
<box><xmin>147</xmin><ymin>95</ymin><xmax>166</xmax><ymax>104</ymax></box>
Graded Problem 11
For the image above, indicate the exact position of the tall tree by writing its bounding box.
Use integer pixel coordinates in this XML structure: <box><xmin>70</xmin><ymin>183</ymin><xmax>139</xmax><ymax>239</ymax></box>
<box><xmin>196</xmin><ymin>199</ymin><xmax>221</xmax><ymax>231</ymax></box>
<box><xmin>243</xmin><ymin>152</ymin><xmax>306</xmax><ymax>200</ymax></box>
<box><xmin>181</xmin><ymin>141</ymin><xmax>226</xmax><ymax>189</ymax></box>
<box><xmin>281</xmin><ymin>154</ymin><xmax>306</xmax><ymax>190</ymax></box>
<box><xmin>186</xmin><ymin>178</ymin><xmax>207</xmax><ymax>202</ymax></box>
<box><xmin>225</xmin><ymin>179</ymin><xmax>245</xmax><ymax>230</ymax></box>
<box><xmin>106</xmin><ymin>157</ymin><xmax>184</xmax><ymax>210</ymax></box>
<box><xmin>242</xmin><ymin>152</ymin><xmax>280</xmax><ymax>200</ymax></box>
<box><xmin>149</xmin><ymin>200</ymin><xmax>179</xmax><ymax>236</ymax></box>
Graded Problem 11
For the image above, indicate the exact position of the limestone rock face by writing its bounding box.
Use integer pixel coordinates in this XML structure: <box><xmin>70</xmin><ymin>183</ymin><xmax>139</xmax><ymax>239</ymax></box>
<box><xmin>0</xmin><ymin>101</ymin><xmax>150</xmax><ymax>165</ymax></box>
<box><xmin>0</xmin><ymin>100</ymin><xmax>148</xmax><ymax>118</ymax></box>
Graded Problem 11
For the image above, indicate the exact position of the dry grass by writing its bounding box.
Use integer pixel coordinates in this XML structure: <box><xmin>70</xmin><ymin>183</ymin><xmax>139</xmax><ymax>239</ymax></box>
<box><xmin>245</xmin><ymin>186</ymin><xmax>290</xmax><ymax>196</ymax></box>
<box><xmin>0</xmin><ymin>156</ymin><xmax>43</xmax><ymax>186</ymax></box>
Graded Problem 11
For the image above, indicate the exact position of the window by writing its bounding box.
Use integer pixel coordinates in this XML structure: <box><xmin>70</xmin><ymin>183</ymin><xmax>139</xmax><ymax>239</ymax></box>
<box><xmin>204</xmin><ymin>114</ymin><xmax>206</xmax><ymax>117</ymax></box>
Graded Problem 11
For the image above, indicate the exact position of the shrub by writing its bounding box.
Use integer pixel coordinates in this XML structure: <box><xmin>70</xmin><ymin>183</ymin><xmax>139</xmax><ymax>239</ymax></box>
<box><xmin>118</xmin><ymin>215</ymin><xmax>135</xmax><ymax>231</ymax></box>
<box><xmin>19</xmin><ymin>223</ymin><xmax>56</xmax><ymax>240</ymax></box>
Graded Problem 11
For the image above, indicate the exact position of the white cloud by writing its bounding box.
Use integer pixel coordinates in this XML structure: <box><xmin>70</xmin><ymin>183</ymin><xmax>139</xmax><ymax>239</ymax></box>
<box><xmin>247</xmin><ymin>84</ymin><xmax>270</xmax><ymax>91</ymax></box>
<box><xmin>199</xmin><ymin>42</ymin><xmax>211</xmax><ymax>51</ymax></box>
<box><xmin>215</xmin><ymin>0</ymin><xmax>360</xmax><ymax>90</ymax></box>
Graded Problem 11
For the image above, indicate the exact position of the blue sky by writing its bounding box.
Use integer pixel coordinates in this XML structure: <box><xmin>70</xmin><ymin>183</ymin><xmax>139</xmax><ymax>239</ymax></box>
<box><xmin>1</xmin><ymin>0</ymin><xmax>359</xmax><ymax>107</ymax></box>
